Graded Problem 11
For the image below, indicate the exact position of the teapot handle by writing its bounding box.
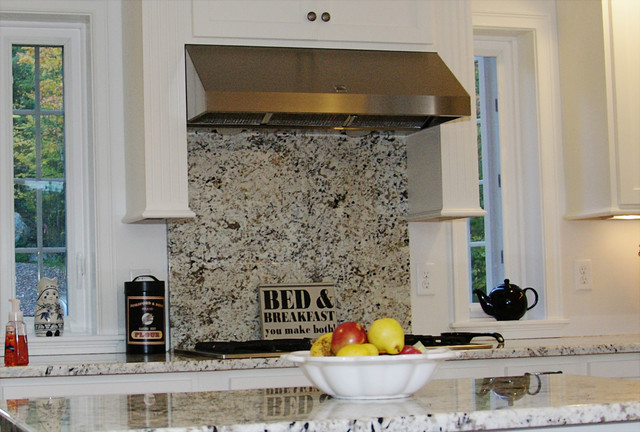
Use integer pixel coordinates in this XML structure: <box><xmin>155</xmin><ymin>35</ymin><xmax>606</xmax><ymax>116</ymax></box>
<box><xmin>524</xmin><ymin>287</ymin><xmax>539</xmax><ymax>310</ymax></box>
<box><xmin>525</xmin><ymin>373</ymin><xmax>542</xmax><ymax>395</ymax></box>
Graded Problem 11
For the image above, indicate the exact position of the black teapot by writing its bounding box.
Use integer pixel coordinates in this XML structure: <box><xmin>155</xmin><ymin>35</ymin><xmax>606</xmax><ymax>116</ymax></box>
<box><xmin>476</xmin><ymin>374</ymin><xmax>542</xmax><ymax>406</ymax></box>
<box><xmin>474</xmin><ymin>279</ymin><xmax>538</xmax><ymax>321</ymax></box>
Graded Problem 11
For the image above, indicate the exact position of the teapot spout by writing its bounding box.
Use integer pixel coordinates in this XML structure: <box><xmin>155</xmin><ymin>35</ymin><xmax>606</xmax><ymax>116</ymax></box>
<box><xmin>473</xmin><ymin>289</ymin><xmax>495</xmax><ymax>316</ymax></box>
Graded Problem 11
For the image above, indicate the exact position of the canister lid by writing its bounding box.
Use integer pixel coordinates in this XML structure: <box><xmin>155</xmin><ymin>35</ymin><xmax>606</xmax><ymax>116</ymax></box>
<box><xmin>125</xmin><ymin>275</ymin><xmax>164</xmax><ymax>295</ymax></box>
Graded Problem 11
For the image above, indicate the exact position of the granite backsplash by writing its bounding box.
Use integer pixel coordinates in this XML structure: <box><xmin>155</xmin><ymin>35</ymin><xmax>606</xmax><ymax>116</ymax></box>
<box><xmin>167</xmin><ymin>129</ymin><xmax>411</xmax><ymax>349</ymax></box>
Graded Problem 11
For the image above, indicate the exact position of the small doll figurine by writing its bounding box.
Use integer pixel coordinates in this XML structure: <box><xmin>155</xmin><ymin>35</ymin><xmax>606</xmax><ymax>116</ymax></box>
<box><xmin>36</xmin><ymin>397</ymin><xmax>67</xmax><ymax>432</ymax></box>
<box><xmin>34</xmin><ymin>277</ymin><xmax>64</xmax><ymax>337</ymax></box>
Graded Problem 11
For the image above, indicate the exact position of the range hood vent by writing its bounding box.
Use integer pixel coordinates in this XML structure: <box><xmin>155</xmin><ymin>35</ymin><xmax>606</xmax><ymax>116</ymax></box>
<box><xmin>185</xmin><ymin>45</ymin><xmax>470</xmax><ymax>133</ymax></box>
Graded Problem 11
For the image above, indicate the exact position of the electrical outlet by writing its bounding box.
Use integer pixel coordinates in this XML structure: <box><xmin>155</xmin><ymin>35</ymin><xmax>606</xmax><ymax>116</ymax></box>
<box><xmin>416</xmin><ymin>262</ymin><xmax>436</xmax><ymax>296</ymax></box>
<box><xmin>573</xmin><ymin>259</ymin><xmax>592</xmax><ymax>291</ymax></box>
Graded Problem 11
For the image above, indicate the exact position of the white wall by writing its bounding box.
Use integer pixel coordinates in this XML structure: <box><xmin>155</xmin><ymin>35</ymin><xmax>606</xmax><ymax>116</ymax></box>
<box><xmin>559</xmin><ymin>219</ymin><xmax>640</xmax><ymax>335</ymax></box>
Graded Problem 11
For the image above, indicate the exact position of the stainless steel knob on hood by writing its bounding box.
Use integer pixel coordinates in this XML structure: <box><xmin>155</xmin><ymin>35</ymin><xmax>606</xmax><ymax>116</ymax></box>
<box><xmin>307</xmin><ymin>11</ymin><xmax>317</xmax><ymax>21</ymax></box>
<box><xmin>321</xmin><ymin>12</ymin><xmax>331</xmax><ymax>22</ymax></box>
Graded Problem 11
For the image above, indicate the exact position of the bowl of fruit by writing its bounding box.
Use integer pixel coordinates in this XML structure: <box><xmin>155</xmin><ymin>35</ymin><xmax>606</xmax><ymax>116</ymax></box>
<box><xmin>281</xmin><ymin>318</ymin><xmax>455</xmax><ymax>400</ymax></box>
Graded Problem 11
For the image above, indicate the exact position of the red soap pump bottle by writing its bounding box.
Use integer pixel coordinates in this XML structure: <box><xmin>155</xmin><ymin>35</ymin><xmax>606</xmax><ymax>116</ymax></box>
<box><xmin>4</xmin><ymin>299</ymin><xmax>29</xmax><ymax>366</ymax></box>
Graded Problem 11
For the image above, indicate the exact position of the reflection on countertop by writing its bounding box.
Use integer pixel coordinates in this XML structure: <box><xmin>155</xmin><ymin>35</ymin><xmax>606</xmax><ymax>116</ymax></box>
<box><xmin>1</xmin><ymin>374</ymin><xmax>639</xmax><ymax>432</ymax></box>
<box><xmin>0</xmin><ymin>334</ymin><xmax>638</xmax><ymax>379</ymax></box>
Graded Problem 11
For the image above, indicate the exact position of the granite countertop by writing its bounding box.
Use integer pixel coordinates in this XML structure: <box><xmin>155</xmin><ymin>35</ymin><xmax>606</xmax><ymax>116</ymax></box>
<box><xmin>1</xmin><ymin>374</ymin><xmax>639</xmax><ymax>432</ymax></box>
<box><xmin>1</xmin><ymin>334</ymin><xmax>638</xmax><ymax>379</ymax></box>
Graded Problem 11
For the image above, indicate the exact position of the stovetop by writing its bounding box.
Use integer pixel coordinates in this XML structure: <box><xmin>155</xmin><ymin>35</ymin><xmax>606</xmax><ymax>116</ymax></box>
<box><xmin>178</xmin><ymin>332</ymin><xmax>504</xmax><ymax>359</ymax></box>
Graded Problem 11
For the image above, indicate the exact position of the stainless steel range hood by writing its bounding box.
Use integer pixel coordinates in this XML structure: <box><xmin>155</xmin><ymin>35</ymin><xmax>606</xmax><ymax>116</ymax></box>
<box><xmin>185</xmin><ymin>45</ymin><xmax>470</xmax><ymax>133</ymax></box>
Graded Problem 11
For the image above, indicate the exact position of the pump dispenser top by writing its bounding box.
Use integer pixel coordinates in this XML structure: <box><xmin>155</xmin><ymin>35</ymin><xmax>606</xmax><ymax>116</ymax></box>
<box><xmin>8</xmin><ymin>299</ymin><xmax>23</xmax><ymax>322</ymax></box>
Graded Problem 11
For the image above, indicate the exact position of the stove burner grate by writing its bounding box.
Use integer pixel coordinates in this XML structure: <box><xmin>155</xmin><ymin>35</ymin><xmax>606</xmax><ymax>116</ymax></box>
<box><xmin>187</xmin><ymin>332</ymin><xmax>504</xmax><ymax>358</ymax></box>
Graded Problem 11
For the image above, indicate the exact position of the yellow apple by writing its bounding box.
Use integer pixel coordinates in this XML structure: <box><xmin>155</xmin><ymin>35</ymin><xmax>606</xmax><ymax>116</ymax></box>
<box><xmin>367</xmin><ymin>318</ymin><xmax>405</xmax><ymax>355</ymax></box>
<box><xmin>336</xmin><ymin>343</ymin><xmax>379</xmax><ymax>356</ymax></box>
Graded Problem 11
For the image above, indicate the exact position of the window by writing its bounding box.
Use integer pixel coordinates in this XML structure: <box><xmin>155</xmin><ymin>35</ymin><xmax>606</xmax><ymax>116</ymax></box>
<box><xmin>2</xmin><ymin>1</ymin><xmax>137</xmax><ymax>355</ymax></box>
<box><xmin>12</xmin><ymin>45</ymin><xmax>68</xmax><ymax>317</ymax></box>
<box><xmin>463</xmin><ymin>33</ymin><xmax>548</xmax><ymax>322</ymax></box>
<box><xmin>469</xmin><ymin>56</ymin><xmax>504</xmax><ymax>302</ymax></box>
<box><xmin>1</xmin><ymin>21</ymin><xmax>94</xmax><ymax>337</ymax></box>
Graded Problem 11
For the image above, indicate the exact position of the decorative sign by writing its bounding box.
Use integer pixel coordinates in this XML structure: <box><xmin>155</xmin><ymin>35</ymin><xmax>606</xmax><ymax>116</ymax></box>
<box><xmin>262</xmin><ymin>387</ymin><xmax>328</xmax><ymax>418</ymax></box>
<box><xmin>259</xmin><ymin>283</ymin><xmax>337</xmax><ymax>340</ymax></box>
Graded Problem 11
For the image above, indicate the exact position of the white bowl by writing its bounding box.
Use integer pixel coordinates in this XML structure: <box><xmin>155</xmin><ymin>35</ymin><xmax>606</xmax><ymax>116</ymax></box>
<box><xmin>281</xmin><ymin>348</ymin><xmax>455</xmax><ymax>400</ymax></box>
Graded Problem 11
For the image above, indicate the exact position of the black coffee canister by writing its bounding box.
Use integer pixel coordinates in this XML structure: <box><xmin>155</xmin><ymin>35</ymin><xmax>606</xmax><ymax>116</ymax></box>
<box><xmin>125</xmin><ymin>275</ymin><xmax>166</xmax><ymax>354</ymax></box>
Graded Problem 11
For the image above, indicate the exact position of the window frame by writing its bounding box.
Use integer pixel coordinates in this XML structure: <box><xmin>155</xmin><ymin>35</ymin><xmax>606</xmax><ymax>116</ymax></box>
<box><xmin>1</xmin><ymin>0</ymin><xmax>167</xmax><ymax>356</ymax></box>
<box><xmin>450</xmin><ymin>11</ymin><xmax>567</xmax><ymax>337</ymax></box>
<box><xmin>1</xmin><ymin>22</ymin><xmax>95</xmax><ymax>338</ymax></box>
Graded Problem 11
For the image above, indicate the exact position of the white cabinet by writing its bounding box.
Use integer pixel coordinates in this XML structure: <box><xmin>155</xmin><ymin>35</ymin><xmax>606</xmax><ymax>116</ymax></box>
<box><xmin>121</xmin><ymin>0</ymin><xmax>195</xmax><ymax>222</ymax></box>
<box><xmin>191</xmin><ymin>0</ymin><xmax>435</xmax><ymax>47</ymax></box>
<box><xmin>0</xmin><ymin>373</ymin><xmax>199</xmax><ymax>399</ymax></box>
<box><xmin>119</xmin><ymin>0</ymin><xmax>442</xmax><ymax>223</ymax></box>
<box><xmin>436</xmin><ymin>352</ymin><xmax>640</xmax><ymax>380</ymax></box>
<box><xmin>1</xmin><ymin>353</ymin><xmax>637</xmax><ymax>399</ymax></box>
<box><xmin>587</xmin><ymin>356</ymin><xmax>640</xmax><ymax>379</ymax></box>
<box><xmin>558</xmin><ymin>0</ymin><xmax>640</xmax><ymax>219</ymax></box>
<box><xmin>0</xmin><ymin>368</ymin><xmax>310</xmax><ymax>399</ymax></box>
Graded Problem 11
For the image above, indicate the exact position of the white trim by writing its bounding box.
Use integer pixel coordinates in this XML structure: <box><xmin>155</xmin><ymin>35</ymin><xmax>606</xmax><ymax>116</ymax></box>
<box><xmin>0</xmin><ymin>24</ymin><xmax>15</xmax><ymax>336</ymax></box>
<box><xmin>449</xmin><ymin>318</ymin><xmax>570</xmax><ymax>339</ymax></box>
<box><xmin>25</xmin><ymin>335</ymin><xmax>124</xmax><ymax>356</ymax></box>
<box><xmin>471</xmin><ymin>54</ymin><xmax>504</xmax><ymax>298</ymax></box>
<box><xmin>564</xmin><ymin>207</ymin><xmax>638</xmax><ymax>220</ymax></box>
<box><xmin>478</xmin><ymin>37</ymin><xmax>524</xmax><ymax>285</ymax></box>
<box><xmin>406</xmin><ymin>209</ymin><xmax>486</xmax><ymax>222</ymax></box>
<box><xmin>92</xmin><ymin>0</ymin><xmax>121</xmax><ymax>336</ymax></box>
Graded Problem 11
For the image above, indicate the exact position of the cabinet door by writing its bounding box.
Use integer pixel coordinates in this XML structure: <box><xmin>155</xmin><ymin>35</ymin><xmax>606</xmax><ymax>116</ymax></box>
<box><xmin>587</xmin><ymin>354</ymin><xmax>640</xmax><ymax>379</ymax></box>
<box><xmin>227</xmin><ymin>369</ymin><xmax>311</xmax><ymax>390</ymax></box>
<box><xmin>192</xmin><ymin>0</ymin><xmax>434</xmax><ymax>46</ymax></box>
<box><xmin>0</xmin><ymin>374</ymin><xmax>197</xmax><ymax>399</ymax></box>
<box><xmin>315</xmin><ymin>1</ymin><xmax>434</xmax><ymax>45</ymax></box>
<box><xmin>607</xmin><ymin>0</ymin><xmax>640</xmax><ymax>208</ymax></box>
<box><xmin>558</xmin><ymin>0</ymin><xmax>640</xmax><ymax>218</ymax></box>
<box><xmin>192</xmin><ymin>0</ymin><xmax>315</xmax><ymax>41</ymax></box>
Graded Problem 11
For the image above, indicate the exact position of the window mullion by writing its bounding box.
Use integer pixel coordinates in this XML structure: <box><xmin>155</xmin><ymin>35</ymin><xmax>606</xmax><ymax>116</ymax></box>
<box><xmin>33</xmin><ymin>46</ymin><xmax>43</xmax><ymax>281</ymax></box>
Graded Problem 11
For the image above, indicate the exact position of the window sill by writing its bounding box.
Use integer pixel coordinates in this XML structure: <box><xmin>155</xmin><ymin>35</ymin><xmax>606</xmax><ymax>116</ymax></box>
<box><xmin>449</xmin><ymin>318</ymin><xmax>570</xmax><ymax>339</ymax></box>
<box><xmin>25</xmin><ymin>335</ymin><xmax>126</xmax><ymax>356</ymax></box>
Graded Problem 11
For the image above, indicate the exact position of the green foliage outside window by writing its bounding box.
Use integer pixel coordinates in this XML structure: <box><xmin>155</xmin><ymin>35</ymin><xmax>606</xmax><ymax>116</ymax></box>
<box><xmin>12</xmin><ymin>45</ymin><xmax>67</xmax><ymax>316</ymax></box>
<box><xmin>470</xmin><ymin>58</ymin><xmax>487</xmax><ymax>301</ymax></box>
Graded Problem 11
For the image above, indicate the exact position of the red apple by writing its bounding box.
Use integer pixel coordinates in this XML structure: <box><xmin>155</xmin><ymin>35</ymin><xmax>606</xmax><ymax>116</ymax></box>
<box><xmin>399</xmin><ymin>345</ymin><xmax>422</xmax><ymax>355</ymax></box>
<box><xmin>330</xmin><ymin>322</ymin><xmax>368</xmax><ymax>355</ymax></box>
